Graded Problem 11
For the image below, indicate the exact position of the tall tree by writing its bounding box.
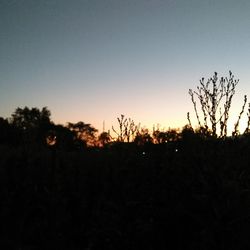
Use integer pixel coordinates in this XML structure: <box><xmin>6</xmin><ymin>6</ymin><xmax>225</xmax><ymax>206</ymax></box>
<box><xmin>10</xmin><ymin>106</ymin><xmax>52</xmax><ymax>145</ymax></box>
<box><xmin>11</xmin><ymin>106</ymin><xmax>51</xmax><ymax>130</ymax></box>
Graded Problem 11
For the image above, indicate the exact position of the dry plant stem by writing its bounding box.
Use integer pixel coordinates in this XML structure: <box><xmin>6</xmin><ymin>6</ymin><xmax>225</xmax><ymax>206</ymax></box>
<box><xmin>233</xmin><ymin>95</ymin><xmax>247</xmax><ymax>136</ymax></box>
<box><xmin>187</xmin><ymin>112</ymin><xmax>192</xmax><ymax>128</ymax></box>
<box><xmin>112</xmin><ymin>114</ymin><xmax>126</xmax><ymax>142</ymax></box>
<box><xmin>244</xmin><ymin>103</ymin><xmax>250</xmax><ymax>134</ymax></box>
<box><xmin>189</xmin><ymin>89</ymin><xmax>201</xmax><ymax>127</ymax></box>
<box><xmin>220</xmin><ymin>74</ymin><xmax>238</xmax><ymax>136</ymax></box>
<box><xmin>112</xmin><ymin>115</ymin><xmax>139</xmax><ymax>142</ymax></box>
<box><xmin>189</xmin><ymin>71</ymin><xmax>239</xmax><ymax>138</ymax></box>
<box><xmin>124</xmin><ymin>118</ymin><xmax>138</xmax><ymax>142</ymax></box>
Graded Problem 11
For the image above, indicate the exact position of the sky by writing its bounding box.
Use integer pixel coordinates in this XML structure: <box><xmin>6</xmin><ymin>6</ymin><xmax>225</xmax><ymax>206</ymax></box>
<box><xmin>1</xmin><ymin>0</ymin><xmax>250</xmax><ymax>134</ymax></box>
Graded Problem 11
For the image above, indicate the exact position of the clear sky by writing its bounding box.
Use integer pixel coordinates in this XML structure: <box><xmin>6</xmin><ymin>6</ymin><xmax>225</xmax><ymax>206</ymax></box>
<box><xmin>1</xmin><ymin>0</ymin><xmax>250</xmax><ymax>133</ymax></box>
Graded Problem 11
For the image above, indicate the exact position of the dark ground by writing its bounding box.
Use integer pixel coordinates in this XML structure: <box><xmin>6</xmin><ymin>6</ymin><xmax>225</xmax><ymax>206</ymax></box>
<box><xmin>1</xmin><ymin>137</ymin><xmax>250</xmax><ymax>250</ymax></box>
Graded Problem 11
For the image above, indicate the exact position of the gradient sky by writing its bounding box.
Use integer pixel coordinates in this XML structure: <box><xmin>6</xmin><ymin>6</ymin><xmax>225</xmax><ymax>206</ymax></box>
<box><xmin>1</xmin><ymin>0</ymin><xmax>250</xmax><ymax>133</ymax></box>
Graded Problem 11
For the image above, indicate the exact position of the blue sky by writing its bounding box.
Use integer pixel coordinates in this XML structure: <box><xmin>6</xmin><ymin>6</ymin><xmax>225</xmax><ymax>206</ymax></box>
<box><xmin>1</xmin><ymin>0</ymin><xmax>250</xmax><ymax>133</ymax></box>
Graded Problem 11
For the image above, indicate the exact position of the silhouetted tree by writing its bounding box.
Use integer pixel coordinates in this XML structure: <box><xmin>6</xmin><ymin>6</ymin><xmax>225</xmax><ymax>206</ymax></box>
<box><xmin>181</xmin><ymin>125</ymin><xmax>195</xmax><ymax>141</ymax></box>
<box><xmin>47</xmin><ymin>124</ymin><xmax>76</xmax><ymax>150</ymax></box>
<box><xmin>166</xmin><ymin>128</ymin><xmax>180</xmax><ymax>142</ymax></box>
<box><xmin>11</xmin><ymin>106</ymin><xmax>51</xmax><ymax>129</ymax></box>
<box><xmin>10</xmin><ymin>106</ymin><xmax>52</xmax><ymax>145</ymax></box>
<box><xmin>153</xmin><ymin>128</ymin><xmax>180</xmax><ymax>144</ymax></box>
<box><xmin>98</xmin><ymin>131</ymin><xmax>112</xmax><ymax>147</ymax></box>
<box><xmin>189</xmin><ymin>71</ymin><xmax>247</xmax><ymax>137</ymax></box>
<box><xmin>153</xmin><ymin>130</ymin><xmax>167</xmax><ymax>144</ymax></box>
<box><xmin>67</xmin><ymin>121</ymin><xmax>98</xmax><ymax>147</ymax></box>
<box><xmin>0</xmin><ymin>117</ymin><xmax>12</xmax><ymax>144</ymax></box>
<box><xmin>134</xmin><ymin>128</ymin><xmax>153</xmax><ymax>146</ymax></box>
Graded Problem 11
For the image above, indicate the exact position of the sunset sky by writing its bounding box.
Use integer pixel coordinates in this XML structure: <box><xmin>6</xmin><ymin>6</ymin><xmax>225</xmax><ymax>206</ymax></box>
<box><xmin>1</xmin><ymin>0</ymin><xmax>250</xmax><ymax>133</ymax></box>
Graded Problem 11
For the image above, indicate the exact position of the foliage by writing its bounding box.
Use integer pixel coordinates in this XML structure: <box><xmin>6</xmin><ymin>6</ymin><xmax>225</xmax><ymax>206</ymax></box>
<box><xmin>11</xmin><ymin>106</ymin><xmax>51</xmax><ymax>130</ymax></box>
<box><xmin>9</xmin><ymin>106</ymin><xmax>52</xmax><ymax>145</ymax></box>
<box><xmin>67</xmin><ymin>121</ymin><xmax>98</xmax><ymax>147</ymax></box>
<box><xmin>47</xmin><ymin>124</ymin><xmax>77</xmax><ymax>150</ymax></box>
<box><xmin>98</xmin><ymin>131</ymin><xmax>112</xmax><ymax>147</ymax></box>
<box><xmin>153</xmin><ymin>128</ymin><xmax>180</xmax><ymax>144</ymax></box>
<box><xmin>134</xmin><ymin>128</ymin><xmax>153</xmax><ymax>146</ymax></box>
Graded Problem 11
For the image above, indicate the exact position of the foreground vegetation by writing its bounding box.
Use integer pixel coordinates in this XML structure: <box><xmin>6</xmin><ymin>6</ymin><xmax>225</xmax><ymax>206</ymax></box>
<box><xmin>1</xmin><ymin>132</ymin><xmax>250</xmax><ymax>249</ymax></box>
<box><xmin>1</xmin><ymin>72</ymin><xmax>250</xmax><ymax>249</ymax></box>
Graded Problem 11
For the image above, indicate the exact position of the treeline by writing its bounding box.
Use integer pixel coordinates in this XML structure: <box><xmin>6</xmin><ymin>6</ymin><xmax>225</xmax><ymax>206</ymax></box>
<box><xmin>2</xmin><ymin>71</ymin><xmax>250</xmax><ymax>151</ymax></box>
<box><xmin>2</xmin><ymin>105</ymin><xmax>246</xmax><ymax>152</ymax></box>
<box><xmin>0</xmin><ymin>106</ymin><xmax>202</xmax><ymax>150</ymax></box>
<box><xmin>2</xmin><ymin>72</ymin><xmax>250</xmax><ymax>151</ymax></box>
<box><xmin>0</xmin><ymin>106</ymin><xmax>98</xmax><ymax>149</ymax></box>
